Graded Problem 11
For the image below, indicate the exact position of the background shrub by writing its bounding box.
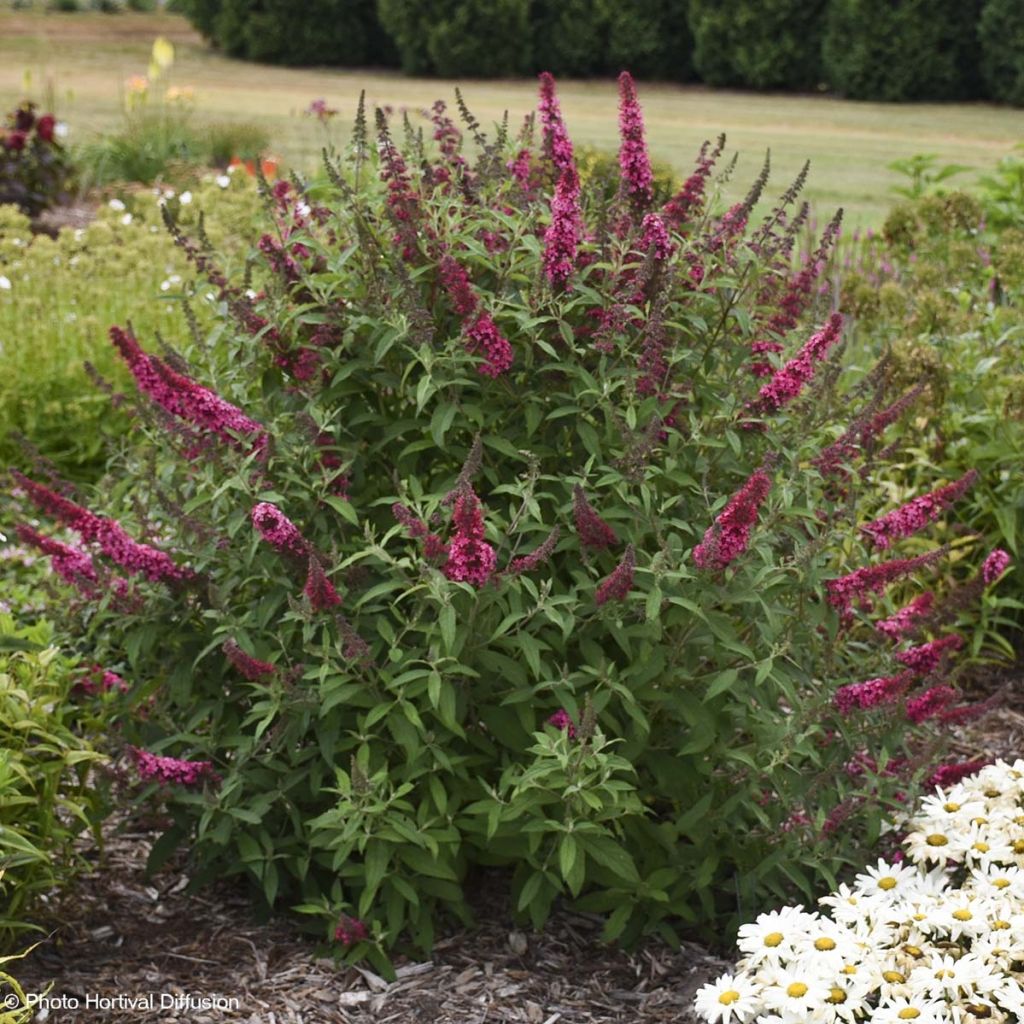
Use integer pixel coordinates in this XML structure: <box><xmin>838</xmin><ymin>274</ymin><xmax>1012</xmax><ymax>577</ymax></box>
<box><xmin>979</xmin><ymin>0</ymin><xmax>1024</xmax><ymax>107</ymax></box>
<box><xmin>179</xmin><ymin>0</ymin><xmax>398</xmax><ymax>67</ymax></box>
<box><xmin>688</xmin><ymin>0</ymin><xmax>827</xmax><ymax>91</ymax></box>
<box><xmin>822</xmin><ymin>0</ymin><xmax>984</xmax><ymax>101</ymax></box>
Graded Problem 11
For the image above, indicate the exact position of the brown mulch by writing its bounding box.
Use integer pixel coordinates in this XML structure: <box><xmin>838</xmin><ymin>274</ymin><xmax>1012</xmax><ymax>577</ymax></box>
<box><xmin>11</xmin><ymin>818</ymin><xmax>730</xmax><ymax>1024</ymax></box>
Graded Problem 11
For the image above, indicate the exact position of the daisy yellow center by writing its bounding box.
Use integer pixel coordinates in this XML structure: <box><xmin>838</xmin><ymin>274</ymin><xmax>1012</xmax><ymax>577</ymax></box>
<box><xmin>967</xmin><ymin>1004</ymin><xmax>992</xmax><ymax>1018</ymax></box>
<box><xmin>1014</xmin><ymin>839</ymin><xmax>1024</xmax><ymax>854</ymax></box>
<box><xmin>898</xmin><ymin>1010</ymin><xmax>921</xmax><ymax>1020</ymax></box>
<box><xmin>993</xmin><ymin>878</ymin><xmax>1011</xmax><ymax>889</ymax></box>
<box><xmin>926</xmin><ymin>833</ymin><xmax>949</xmax><ymax>847</ymax></box>
<box><xmin>973</xmin><ymin>842</ymin><xmax>990</xmax><ymax>853</ymax></box>
<box><xmin>994</xmin><ymin>919</ymin><xmax>1011</xmax><ymax>930</ymax></box>
<box><xmin>935</xmin><ymin>969</ymin><xmax>955</xmax><ymax>979</ymax></box>
<box><xmin>786</xmin><ymin>983</ymin><xmax>809</xmax><ymax>998</ymax></box>
<box><xmin>828</xmin><ymin>988</ymin><xmax>847</xmax><ymax>1004</ymax></box>
<box><xmin>814</xmin><ymin>937</ymin><xmax>837</xmax><ymax>951</ymax></box>
<box><xmin>883</xmin><ymin>971</ymin><xmax>906</xmax><ymax>983</ymax></box>
<box><xmin>764</xmin><ymin>932</ymin><xmax>784</xmax><ymax>947</ymax></box>
<box><xmin>905</xmin><ymin>946</ymin><xmax>924</xmax><ymax>958</ymax></box>
<box><xmin>952</xmin><ymin>909</ymin><xmax>973</xmax><ymax>921</ymax></box>
<box><xmin>913</xmin><ymin>914</ymin><xmax>926</xmax><ymax>921</ymax></box>
<box><xmin>973</xmin><ymin>817</ymin><xmax>988</xmax><ymax>825</ymax></box>
<box><xmin>944</xmin><ymin>802</ymin><xmax>961</xmax><ymax>812</ymax></box>
<box><xmin>985</xmin><ymin>789</ymin><xmax>1001</xmax><ymax>798</ymax></box>
<box><xmin>878</xmin><ymin>876</ymin><xmax>898</xmax><ymax>890</ymax></box>
<box><xmin>718</xmin><ymin>990</ymin><xmax>740</xmax><ymax>1006</ymax></box>
<box><xmin>1014</xmin><ymin>815</ymin><xmax>1024</xmax><ymax>826</ymax></box>
<box><xmin>842</xmin><ymin>966</ymin><xmax>858</xmax><ymax>975</ymax></box>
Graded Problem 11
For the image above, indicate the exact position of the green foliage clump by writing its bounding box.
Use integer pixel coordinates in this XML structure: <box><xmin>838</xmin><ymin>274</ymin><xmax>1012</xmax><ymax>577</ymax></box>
<box><xmin>179</xmin><ymin>0</ymin><xmax>398</xmax><ymax>67</ymax></box>
<box><xmin>9</xmin><ymin>84</ymin><xmax>1006</xmax><ymax>970</ymax></box>
<box><xmin>979</xmin><ymin>0</ymin><xmax>1024</xmax><ymax>107</ymax></box>
<box><xmin>0</xmin><ymin>615</ymin><xmax>109</xmax><ymax>947</ymax></box>
<box><xmin>688</xmin><ymin>0</ymin><xmax>827</xmax><ymax>90</ymax></box>
<box><xmin>0</xmin><ymin>175</ymin><xmax>263</xmax><ymax>481</ymax></box>
<box><xmin>822</xmin><ymin>0</ymin><xmax>984</xmax><ymax>102</ymax></box>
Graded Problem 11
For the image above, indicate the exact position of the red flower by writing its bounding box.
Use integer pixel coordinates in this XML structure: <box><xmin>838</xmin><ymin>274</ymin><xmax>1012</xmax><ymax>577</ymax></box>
<box><xmin>5</xmin><ymin>131</ymin><xmax>27</xmax><ymax>152</ymax></box>
<box><xmin>36</xmin><ymin>114</ymin><xmax>56</xmax><ymax>143</ymax></box>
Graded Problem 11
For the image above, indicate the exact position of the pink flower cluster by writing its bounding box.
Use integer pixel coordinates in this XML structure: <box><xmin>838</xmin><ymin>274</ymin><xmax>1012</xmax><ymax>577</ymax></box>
<box><xmin>334</xmin><ymin>914</ymin><xmax>369</xmax><ymax>946</ymax></box>
<box><xmin>894</xmin><ymin>634</ymin><xmax>963</xmax><ymax>674</ymax></box>
<box><xmin>573</xmin><ymin>485</ymin><xmax>617</xmax><ymax>550</ymax></box>
<box><xmin>833</xmin><ymin>671</ymin><xmax>914</xmax><ymax>714</ymax></box>
<box><xmin>826</xmin><ymin>548</ymin><xmax>944</xmax><ymax>616</ymax></box>
<box><xmin>596</xmin><ymin>544</ymin><xmax>636</xmax><ymax>606</ymax></box>
<box><xmin>304</xmin><ymin>554</ymin><xmax>342</xmax><ymax>611</ymax></box>
<box><xmin>508</xmin><ymin>148</ymin><xmax>532</xmax><ymax>189</ymax></box>
<box><xmin>438</xmin><ymin>254</ymin><xmax>514</xmax><ymax>377</ymax></box>
<box><xmin>751</xmin><ymin>313</ymin><xmax>844</xmax><ymax>414</ymax></box>
<box><xmin>392</xmin><ymin>503</ymin><xmax>448</xmax><ymax>562</ymax></box>
<box><xmin>223</xmin><ymin>639</ymin><xmax>276</xmax><ymax>680</ymax></box>
<box><xmin>693</xmin><ymin>469</ymin><xmax>772</xmax><ymax>572</ymax></box>
<box><xmin>13</xmin><ymin>472</ymin><xmax>192</xmax><ymax>584</ymax></box>
<box><xmin>251</xmin><ymin>502</ymin><xmax>308</xmax><ymax>557</ymax></box>
<box><xmin>875</xmin><ymin>592</ymin><xmax>934</xmax><ymax>640</ymax></box>
<box><xmin>129</xmin><ymin>746</ymin><xmax>219</xmax><ymax>787</ymax></box>
<box><xmin>443</xmin><ymin>488</ymin><xmax>496</xmax><ymax>587</ymax></box>
<box><xmin>861</xmin><ymin>470</ymin><xmax>977</xmax><ymax>549</ymax></box>
<box><xmin>544</xmin><ymin>164</ymin><xmax>582</xmax><ymax>288</ymax></box>
<box><xmin>983</xmin><ymin>548</ymin><xmax>1012</xmax><ymax>584</ymax></box>
<box><xmin>928</xmin><ymin>760</ymin><xmax>988</xmax><ymax>788</ymax></box>
<box><xmin>75</xmin><ymin>666</ymin><xmax>129</xmax><ymax>696</ymax></box>
<box><xmin>547</xmin><ymin>708</ymin><xmax>577</xmax><ymax>737</ymax></box>
<box><xmin>507</xmin><ymin>527</ymin><xmax>561</xmax><ymax>576</ymax></box>
<box><xmin>110</xmin><ymin>326</ymin><xmax>267</xmax><ymax>454</ymax></box>
<box><xmin>538</xmin><ymin>73</ymin><xmax>574</xmax><ymax>174</ymax></box>
<box><xmin>617</xmin><ymin>72</ymin><xmax>653</xmax><ymax>207</ymax></box>
<box><xmin>662</xmin><ymin>136</ymin><xmax>723</xmax><ymax>231</ymax></box>
<box><xmin>905</xmin><ymin>685</ymin><xmax>958</xmax><ymax>724</ymax></box>
<box><xmin>16</xmin><ymin>524</ymin><xmax>98</xmax><ymax>589</ymax></box>
<box><xmin>637</xmin><ymin>213</ymin><xmax>675</xmax><ymax>262</ymax></box>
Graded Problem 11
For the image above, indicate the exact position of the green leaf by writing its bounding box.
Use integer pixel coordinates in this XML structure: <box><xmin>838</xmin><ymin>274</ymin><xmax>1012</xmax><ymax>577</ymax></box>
<box><xmin>439</xmin><ymin>605</ymin><xmax>456</xmax><ymax>654</ymax></box>
<box><xmin>558</xmin><ymin>834</ymin><xmax>578</xmax><ymax>885</ymax></box>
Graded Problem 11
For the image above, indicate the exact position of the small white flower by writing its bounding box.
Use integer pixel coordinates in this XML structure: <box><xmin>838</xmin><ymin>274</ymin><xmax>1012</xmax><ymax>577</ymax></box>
<box><xmin>693</xmin><ymin>972</ymin><xmax>760</xmax><ymax>1024</ymax></box>
<box><xmin>0</xmin><ymin>275</ymin><xmax>10</xmax><ymax>290</ymax></box>
<box><xmin>121</xmin><ymin>213</ymin><xmax>133</xmax><ymax>226</ymax></box>
<box><xmin>54</xmin><ymin>121</ymin><xmax>69</xmax><ymax>139</ymax></box>
<box><xmin>216</xmin><ymin>174</ymin><xmax>230</xmax><ymax>188</ymax></box>
<box><xmin>245</xmin><ymin>288</ymin><xmax>258</xmax><ymax>299</ymax></box>
<box><xmin>160</xmin><ymin>280</ymin><xmax>171</xmax><ymax>292</ymax></box>
<box><xmin>179</xmin><ymin>191</ymin><xmax>193</xmax><ymax>205</ymax></box>
<box><xmin>871</xmin><ymin>996</ymin><xmax>949</xmax><ymax>1024</ymax></box>
<box><xmin>108</xmin><ymin>198</ymin><xmax>126</xmax><ymax>211</ymax></box>
<box><xmin>297</xmin><ymin>201</ymin><xmax>311</xmax><ymax>217</ymax></box>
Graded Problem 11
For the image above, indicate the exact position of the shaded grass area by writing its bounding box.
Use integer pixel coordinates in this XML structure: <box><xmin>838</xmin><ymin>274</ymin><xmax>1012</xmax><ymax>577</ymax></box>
<box><xmin>2</xmin><ymin>11</ymin><xmax>1024</xmax><ymax>225</ymax></box>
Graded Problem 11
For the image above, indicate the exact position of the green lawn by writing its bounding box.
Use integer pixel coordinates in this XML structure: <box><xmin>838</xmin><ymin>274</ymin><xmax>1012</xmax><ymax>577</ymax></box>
<box><xmin>2</xmin><ymin>9</ymin><xmax>1024</xmax><ymax>225</ymax></box>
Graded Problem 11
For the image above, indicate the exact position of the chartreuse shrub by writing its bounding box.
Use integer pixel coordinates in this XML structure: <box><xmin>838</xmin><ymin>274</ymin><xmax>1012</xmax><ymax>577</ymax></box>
<box><xmin>836</xmin><ymin>191</ymin><xmax>1024</xmax><ymax>640</ymax></box>
<box><xmin>7</xmin><ymin>74</ymin><xmax>1012</xmax><ymax>970</ymax></box>
<box><xmin>0</xmin><ymin>173</ymin><xmax>262</xmax><ymax>480</ymax></box>
<box><xmin>0</xmin><ymin>615</ymin><xmax>110</xmax><ymax>948</ymax></box>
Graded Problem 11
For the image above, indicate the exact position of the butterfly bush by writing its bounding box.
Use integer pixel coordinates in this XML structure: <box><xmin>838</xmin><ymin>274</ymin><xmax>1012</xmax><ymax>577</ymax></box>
<box><xmin>695</xmin><ymin>760</ymin><xmax>1024</xmax><ymax>1024</ymax></box>
<box><xmin>7</xmin><ymin>74</ymin><xmax>1013</xmax><ymax>970</ymax></box>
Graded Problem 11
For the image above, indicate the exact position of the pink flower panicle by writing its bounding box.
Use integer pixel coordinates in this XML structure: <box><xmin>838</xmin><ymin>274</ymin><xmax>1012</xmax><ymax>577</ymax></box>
<box><xmin>439</xmin><ymin>254</ymin><xmax>478</xmax><ymax>318</ymax></box>
<box><xmin>251</xmin><ymin>502</ymin><xmax>308</xmax><ymax>557</ymax></box>
<box><xmin>596</xmin><ymin>544</ymin><xmax>636</xmax><ymax>606</ymax></box>
<box><xmin>464</xmin><ymin>312</ymin><xmax>514</xmax><ymax>378</ymax></box>
<box><xmin>983</xmin><ymin>548</ymin><xmax>1012</xmax><ymax>585</ymax></box>
<box><xmin>508</xmin><ymin>148</ymin><xmax>533</xmax><ymax>189</ymax></box>
<box><xmin>15</xmin><ymin>524</ymin><xmax>98</xmax><ymax>589</ymax></box>
<box><xmin>393</xmin><ymin>503</ymin><xmax>448</xmax><ymax>562</ymax></box>
<box><xmin>861</xmin><ymin>471</ymin><xmax>978</xmax><ymax>550</ymax></box>
<box><xmin>13</xmin><ymin>472</ymin><xmax>192</xmax><ymax>584</ymax></box>
<box><xmin>826</xmin><ymin>549</ymin><xmax>945</xmax><ymax>615</ymax></box>
<box><xmin>304</xmin><ymin>554</ymin><xmax>343</xmax><ymax>611</ymax></box>
<box><xmin>506</xmin><ymin>527</ymin><xmax>561</xmax><ymax>576</ymax></box>
<box><xmin>223</xmin><ymin>639</ymin><xmax>276</xmax><ymax>681</ymax></box>
<box><xmin>443</xmin><ymin>489</ymin><xmax>496</xmax><ymax>587</ymax></box>
<box><xmin>938</xmin><ymin>692</ymin><xmax>1000</xmax><ymax>727</ymax></box>
<box><xmin>906</xmin><ymin>685</ymin><xmax>958</xmax><ymax>724</ymax></box>
<box><xmin>833</xmin><ymin>671</ymin><xmax>915</xmax><ymax>714</ymax></box>
<box><xmin>875</xmin><ymin>592</ymin><xmax>935</xmax><ymax>640</ymax></box>
<box><xmin>572</xmin><ymin>485</ymin><xmax>617</xmax><ymax>550</ymax></box>
<box><xmin>895</xmin><ymin>634</ymin><xmax>963</xmax><ymax>674</ymax></box>
<box><xmin>110</xmin><ymin>326</ymin><xmax>267</xmax><ymax>453</ymax></box>
<box><xmin>617</xmin><ymin>72</ymin><xmax>653</xmax><ymax>207</ymax></box>
<box><xmin>637</xmin><ymin>213</ymin><xmax>675</xmax><ymax>262</ymax></box>
<box><xmin>751</xmin><ymin>313</ymin><xmax>844</xmax><ymax>415</ymax></box>
<box><xmin>538</xmin><ymin>73</ymin><xmax>574</xmax><ymax>175</ymax></box>
<box><xmin>547</xmin><ymin>708</ymin><xmax>577</xmax><ymax>738</ymax></box>
<box><xmin>662</xmin><ymin>135</ymin><xmax>724</xmax><ymax>231</ymax></box>
<box><xmin>129</xmin><ymin>746</ymin><xmax>219</xmax><ymax>787</ymax></box>
<box><xmin>693</xmin><ymin>470</ymin><xmax>772</xmax><ymax>573</ymax></box>
<box><xmin>334</xmin><ymin>914</ymin><xmax>369</xmax><ymax>946</ymax></box>
<box><xmin>543</xmin><ymin>164</ymin><xmax>582</xmax><ymax>288</ymax></box>
<box><xmin>928</xmin><ymin>760</ymin><xmax>988</xmax><ymax>788</ymax></box>
<box><xmin>75</xmin><ymin>666</ymin><xmax>129</xmax><ymax>696</ymax></box>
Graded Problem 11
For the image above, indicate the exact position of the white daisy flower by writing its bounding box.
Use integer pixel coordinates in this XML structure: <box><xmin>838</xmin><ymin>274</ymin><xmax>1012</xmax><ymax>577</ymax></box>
<box><xmin>759</xmin><ymin>966</ymin><xmax>831</xmax><ymax>1018</ymax></box>
<box><xmin>108</xmin><ymin>198</ymin><xmax>126</xmax><ymax>211</ymax></box>
<box><xmin>908</xmin><ymin>953</ymin><xmax>991</xmax><ymax>1002</ymax></box>
<box><xmin>180</xmin><ymin>191</ymin><xmax>193</xmax><ymax>205</ymax></box>
<box><xmin>216</xmin><ymin>174</ymin><xmax>231</xmax><ymax>188</ymax></box>
<box><xmin>0</xmin><ymin>275</ymin><xmax>10</xmax><ymax>290</ymax></box>
<box><xmin>736</xmin><ymin>906</ymin><xmax>815</xmax><ymax>964</ymax></box>
<box><xmin>872</xmin><ymin>995</ymin><xmax>950</xmax><ymax>1023</ymax></box>
<box><xmin>693</xmin><ymin>972</ymin><xmax>761</xmax><ymax>1024</ymax></box>
<box><xmin>121</xmin><ymin>213</ymin><xmax>133</xmax><ymax>226</ymax></box>
<box><xmin>855</xmin><ymin>859</ymin><xmax>922</xmax><ymax>901</ymax></box>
